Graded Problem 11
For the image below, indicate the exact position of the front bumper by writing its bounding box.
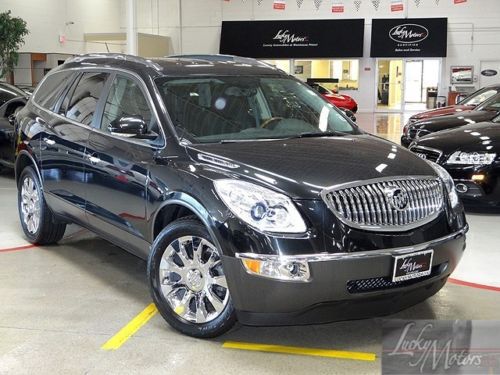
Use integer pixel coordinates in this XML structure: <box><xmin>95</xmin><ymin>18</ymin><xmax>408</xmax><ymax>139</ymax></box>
<box><xmin>222</xmin><ymin>226</ymin><xmax>467</xmax><ymax>326</ymax></box>
<box><xmin>446</xmin><ymin>165</ymin><xmax>500</xmax><ymax>206</ymax></box>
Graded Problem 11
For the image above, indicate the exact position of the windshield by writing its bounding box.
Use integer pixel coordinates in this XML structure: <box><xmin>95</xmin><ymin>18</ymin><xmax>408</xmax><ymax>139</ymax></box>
<box><xmin>156</xmin><ymin>76</ymin><xmax>359</xmax><ymax>143</ymax></box>
<box><xmin>476</xmin><ymin>93</ymin><xmax>500</xmax><ymax>112</ymax></box>
<box><xmin>461</xmin><ymin>87</ymin><xmax>499</xmax><ymax>106</ymax></box>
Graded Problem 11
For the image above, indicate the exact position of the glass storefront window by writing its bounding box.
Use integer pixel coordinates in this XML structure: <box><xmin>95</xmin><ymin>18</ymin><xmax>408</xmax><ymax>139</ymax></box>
<box><xmin>261</xmin><ymin>60</ymin><xmax>291</xmax><ymax>74</ymax></box>
<box><xmin>331</xmin><ymin>60</ymin><xmax>359</xmax><ymax>90</ymax></box>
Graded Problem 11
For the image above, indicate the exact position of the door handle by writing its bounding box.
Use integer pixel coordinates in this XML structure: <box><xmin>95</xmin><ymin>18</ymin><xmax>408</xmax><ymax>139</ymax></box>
<box><xmin>86</xmin><ymin>153</ymin><xmax>101</xmax><ymax>165</ymax></box>
<box><xmin>43</xmin><ymin>138</ymin><xmax>56</xmax><ymax>146</ymax></box>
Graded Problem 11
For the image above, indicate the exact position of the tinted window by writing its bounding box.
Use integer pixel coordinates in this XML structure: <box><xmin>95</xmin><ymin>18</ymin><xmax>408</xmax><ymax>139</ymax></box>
<box><xmin>33</xmin><ymin>71</ymin><xmax>74</xmax><ymax>110</ymax></box>
<box><xmin>0</xmin><ymin>82</ymin><xmax>25</xmax><ymax>106</ymax></box>
<box><xmin>100</xmin><ymin>75</ymin><xmax>158</xmax><ymax>138</ymax></box>
<box><xmin>476</xmin><ymin>93</ymin><xmax>500</xmax><ymax>112</ymax></box>
<box><xmin>156</xmin><ymin>76</ymin><xmax>358</xmax><ymax>144</ymax></box>
<box><xmin>66</xmin><ymin>72</ymin><xmax>109</xmax><ymax>126</ymax></box>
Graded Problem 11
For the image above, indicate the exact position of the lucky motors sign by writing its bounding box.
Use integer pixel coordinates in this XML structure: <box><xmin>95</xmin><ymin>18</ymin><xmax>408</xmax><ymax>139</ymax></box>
<box><xmin>220</xmin><ymin>19</ymin><xmax>364</xmax><ymax>59</ymax></box>
<box><xmin>371</xmin><ymin>18</ymin><xmax>447</xmax><ymax>57</ymax></box>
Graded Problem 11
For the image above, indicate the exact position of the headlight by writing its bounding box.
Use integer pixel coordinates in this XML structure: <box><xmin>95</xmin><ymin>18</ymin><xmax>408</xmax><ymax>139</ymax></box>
<box><xmin>446</xmin><ymin>151</ymin><xmax>496</xmax><ymax>165</ymax></box>
<box><xmin>427</xmin><ymin>161</ymin><xmax>459</xmax><ymax>208</ymax></box>
<box><xmin>237</xmin><ymin>254</ymin><xmax>310</xmax><ymax>282</ymax></box>
<box><xmin>214</xmin><ymin>179</ymin><xmax>307</xmax><ymax>234</ymax></box>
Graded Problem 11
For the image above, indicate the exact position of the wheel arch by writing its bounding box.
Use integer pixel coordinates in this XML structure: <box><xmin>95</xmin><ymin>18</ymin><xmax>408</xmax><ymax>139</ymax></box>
<box><xmin>15</xmin><ymin>150</ymin><xmax>42</xmax><ymax>186</ymax></box>
<box><xmin>151</xmin><ymin>192</ymin><xmax>223</xmax><ymax>251</ymax></box>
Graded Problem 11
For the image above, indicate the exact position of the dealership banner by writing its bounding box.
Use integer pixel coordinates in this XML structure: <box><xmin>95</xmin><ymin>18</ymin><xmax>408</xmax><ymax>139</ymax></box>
<box><xmin>370</xmin><ymin>18</ymin><xmax>448</xmax><ymax>58</ymax></box>
<box><xmin>220</xmin><ymin>19</ymin><xmax>364</xmax><ymax>59</ymax></box>
<box><xmin>390</xmin><ymin>0</ymin><xmax>404</xmax><ymax>12</ymax></box>
<box><xmin>273</xmin><ymin>0</ymin><xmax>286</xmax><ymax>10</ymax></box>
<box><xmin>331</xmin><ymin>0</ymin><xmax>344</xmax><ymax>13</ymax></box>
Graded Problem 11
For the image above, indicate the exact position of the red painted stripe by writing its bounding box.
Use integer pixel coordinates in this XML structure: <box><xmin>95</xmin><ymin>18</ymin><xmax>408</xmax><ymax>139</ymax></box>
<box><xmin>0</xmin><ymin>244</ymin><xmax>37</xmax><ymax>253</ymax></box>
<box><xmin>449</xmin><ymin>278</ymin><xmax>500</xmax><ymax>292</ymax></box>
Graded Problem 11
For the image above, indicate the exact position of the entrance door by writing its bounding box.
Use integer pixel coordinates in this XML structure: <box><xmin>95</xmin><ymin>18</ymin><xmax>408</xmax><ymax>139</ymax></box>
<box><xmin>376</xmin><ymin>59</ymin><xmax>403</xmax><ymax>111</ymax></box>
<box><xmin>404</xmin><ymin>59</ymin><xmax>440</xmax><ymax>111</ymax></box>
<box><xmin>404</xmin><ymin>60</ymin><xmax>423</xmax><ymax>103</ymax></box>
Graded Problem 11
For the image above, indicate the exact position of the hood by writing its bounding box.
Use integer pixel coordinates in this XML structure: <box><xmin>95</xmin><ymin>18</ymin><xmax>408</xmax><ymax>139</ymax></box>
<box><xmin>187</xmin><ymin>134</ymin><xmax>436</xmax><ymax>199</ymax></box>
<box><xmin>412</xmin><ymin>110</ymin><xmax>498</xmax><ymax>133</ymax></box>
<box><xmin>410</xmin><ymin>105</ymin><xmax>474</xmax><ymax>121</ymax></box>
<box><xmin>416</xmin><ymin>121</ymin><xmax>500</xmax><ymax>155</ymax></box>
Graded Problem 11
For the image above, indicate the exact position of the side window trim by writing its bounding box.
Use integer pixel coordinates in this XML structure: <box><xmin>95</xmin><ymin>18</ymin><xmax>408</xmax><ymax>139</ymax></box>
<box><xmin>91</xmin><ymin>71</ymin><xmax>116</xmax><ymax>130</ymax></box>
<box><xmin>53</xmin><ymin>72</ymin><xmax>82</xmax><ymax>116</ymax></box>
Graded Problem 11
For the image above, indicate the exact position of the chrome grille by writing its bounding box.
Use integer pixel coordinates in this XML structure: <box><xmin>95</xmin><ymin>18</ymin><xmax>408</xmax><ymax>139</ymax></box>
<box><xmin>321</xmin><ymin>177</ymin><xmax>444</xmax><ymax>231</ymax></box>
<box><xmin>409</xmin><ymin>146</ymin><xmax>442</xmax><ymax>163</ymax></box>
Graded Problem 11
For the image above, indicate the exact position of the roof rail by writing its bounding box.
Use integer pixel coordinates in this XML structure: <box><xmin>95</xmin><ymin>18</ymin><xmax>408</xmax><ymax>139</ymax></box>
<box><xmin>168</xmin><ymin>54</ymin><xmax>265</xmax><ymax>66</ymax></box>
<box><xmin>65</xmin><ymin>53</ymin><xmax>162</xmax><ymax>70</ymax></box>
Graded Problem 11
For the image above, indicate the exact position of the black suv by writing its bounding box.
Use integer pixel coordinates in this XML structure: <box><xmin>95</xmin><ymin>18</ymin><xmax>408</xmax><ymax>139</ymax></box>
<box><xmin>14</xmin><ymin>54</ymin><xmax>468</xmax><ymax>338</ymax></box>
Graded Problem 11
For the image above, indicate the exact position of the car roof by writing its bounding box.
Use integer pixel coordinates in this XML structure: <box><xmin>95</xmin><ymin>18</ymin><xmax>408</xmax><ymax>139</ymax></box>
<box><xmin>57</xmin><ymin>53</ymin><xmax>287</xmax><ymax>78</ymax></box>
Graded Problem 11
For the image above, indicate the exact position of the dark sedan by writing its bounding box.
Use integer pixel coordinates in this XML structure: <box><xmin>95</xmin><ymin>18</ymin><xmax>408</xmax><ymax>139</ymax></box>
<box><xmin>409</xmin><ymin>120</ymin><xmax>500</xmax><ymax>206</ymax></box>
<box><xmin>0</xmin><ymin>83</ymin><xmax>28</xmax><ymax>171</ymax></box>
<box><xmin>402</xmin><ymin>92</ymin><xmax>500</xmax><ymax>147</ymax></box>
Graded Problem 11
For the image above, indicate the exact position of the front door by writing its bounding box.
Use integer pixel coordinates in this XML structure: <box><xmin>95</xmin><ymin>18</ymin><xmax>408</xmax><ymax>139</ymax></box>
<box><xmin>84</xmin><ymin>73</ymin><xmax>163</xmax><ymax>257</ymax></box>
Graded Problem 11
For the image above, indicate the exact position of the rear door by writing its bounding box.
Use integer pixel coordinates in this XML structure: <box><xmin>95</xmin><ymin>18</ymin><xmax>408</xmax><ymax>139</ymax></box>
<box><xmin>84</xmin><ymin>72</ymin><xmax>164</xmax><ymax>257</ymax></box>
<box><xmin>39</xmin><ymin>71</ymin><xmax>111</xmax><ymax>223</ymax></box>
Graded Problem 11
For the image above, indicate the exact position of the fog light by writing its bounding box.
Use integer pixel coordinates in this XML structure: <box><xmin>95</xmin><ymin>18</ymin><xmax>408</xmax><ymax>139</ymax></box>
<box><xmin>238</xmin><ymin>254</ymin><xmax>310</xmax><ymax>282</ymax></box>
<box><xmin>472</xmin><ymin>174</ymin><xmax>485</xmax><ymax>182</ymax></box>
<box><xmin>455</xmin><ymin>183</ymin><xmax>468</xmax><ymax>193</ymax></box>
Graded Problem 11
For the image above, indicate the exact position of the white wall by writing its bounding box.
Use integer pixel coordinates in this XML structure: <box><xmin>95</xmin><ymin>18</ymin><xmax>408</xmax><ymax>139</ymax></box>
<box><xmin>1</xmin><ymin>0</ymin><xmax>122</xmax><ymax>54</ymax></box>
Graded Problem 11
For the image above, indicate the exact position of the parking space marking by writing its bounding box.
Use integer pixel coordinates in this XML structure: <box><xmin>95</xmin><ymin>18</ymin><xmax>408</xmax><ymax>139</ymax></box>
<box><xmin>101</xmin><ymin>303</ymin><xmax>158</xmax><ymax>350</ymax></box>
<box><xmin>222</xmin><ymin>341</ymin><xmax>377</xmax><ymax>361</ymax></box>
<box><xmin>449</xmin><ymin>278</ymin><xmax>500</xmax><ymax>292</ymax></box>
<box><xmin>0</xmin><ymin>244</ymin><xmax>37</xmax><ymax>253</ymax></box>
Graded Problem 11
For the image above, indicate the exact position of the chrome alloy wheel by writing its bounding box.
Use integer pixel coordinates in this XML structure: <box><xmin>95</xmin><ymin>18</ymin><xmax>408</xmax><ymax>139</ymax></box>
<box><xmin>159</xmin><ymin>236</ymin><xmax>229</xmax><ymax>324</ymax></box>
<box><xmin>20</xmin><ymin>176</ymin><xmax>41</xmax><ymax>234</ymax></box>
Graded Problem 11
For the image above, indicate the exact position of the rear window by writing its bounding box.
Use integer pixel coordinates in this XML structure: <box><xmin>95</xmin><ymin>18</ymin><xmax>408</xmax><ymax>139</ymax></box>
<box><xmin>0</xmin><ymin>83</ymin><xmax>25</xmax><ymax>106</ymax></box>
<box><xmin>33</xmin><ymin>71</ymin><xmax>74</xmax><ymax>110</ymax></box>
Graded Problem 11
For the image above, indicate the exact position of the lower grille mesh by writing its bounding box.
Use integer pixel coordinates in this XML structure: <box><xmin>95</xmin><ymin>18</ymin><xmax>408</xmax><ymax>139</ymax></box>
<box><xmin>346</xmin><ymin>264</ymin><xmax>446</xmax><ymax>294</ymax></box>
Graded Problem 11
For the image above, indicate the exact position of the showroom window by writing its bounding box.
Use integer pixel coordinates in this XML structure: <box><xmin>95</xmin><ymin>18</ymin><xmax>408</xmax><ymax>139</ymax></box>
<box><xmin>65</xmin><ymin>72</ymin><xmax>109</xmax><ymax>126</ymax></box>
<box><xmin>292</xmin><ymin>59</ymin><xmax>359</xmax><ymax>92</ymax></box>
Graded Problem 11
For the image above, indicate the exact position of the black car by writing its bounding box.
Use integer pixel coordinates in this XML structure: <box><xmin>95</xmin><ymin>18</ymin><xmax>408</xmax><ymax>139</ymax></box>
<box><xmin>410</xmin><ymin>120</ymin><xmax>500</xmax><ymax>206</ymax></box>
<box><xmin>0</xmin><ymin>82</ymin><xmax>28</xmax><ymax>171</ymax></box>
<box><xmin>401</xmin><ymin>92</ymin><xmax>500</xmax><ymax>147</ymax></box>
<box><xmin>14</xmin><ymin>54</ymin><xmax>467</xmax><ymax>338</ymax></box>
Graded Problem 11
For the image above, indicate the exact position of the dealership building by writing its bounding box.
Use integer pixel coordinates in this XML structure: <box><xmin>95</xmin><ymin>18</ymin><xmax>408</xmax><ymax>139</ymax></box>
<box><xmin>0</xmin><ymin>1</ymin><xmax>499</xmax><ymax>374</ymax></box>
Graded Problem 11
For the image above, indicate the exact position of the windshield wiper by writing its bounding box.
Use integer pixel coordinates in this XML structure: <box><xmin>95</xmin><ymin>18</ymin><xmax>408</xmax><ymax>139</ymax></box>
<box><xmin>294</xmin><ymin>130</ymin><xmax>347</xmax><ymax>138</ymax></box>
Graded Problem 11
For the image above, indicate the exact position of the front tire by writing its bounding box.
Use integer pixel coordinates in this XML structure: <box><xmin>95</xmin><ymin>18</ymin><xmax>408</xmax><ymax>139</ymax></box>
<box><xmin>148</xmin><ymin>217</ymin><xmax>237</xmax><ymax>338</ymax></box>
<box><xmin>17</xmin><ymin>166</ymin><xmax>66</xmax><ymax>245</ymax></box>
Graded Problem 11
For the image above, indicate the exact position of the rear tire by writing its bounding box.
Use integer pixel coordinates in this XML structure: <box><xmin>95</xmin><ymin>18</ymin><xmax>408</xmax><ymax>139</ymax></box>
<box><xmin>17</xmin><ymin>166</ymin><xmax>66</xmax><ymax>245</ymax></box>
<box><xmin>148</xmin><ymin>217</ymin><xmax>237</xmax><ymax>338</ymax></box>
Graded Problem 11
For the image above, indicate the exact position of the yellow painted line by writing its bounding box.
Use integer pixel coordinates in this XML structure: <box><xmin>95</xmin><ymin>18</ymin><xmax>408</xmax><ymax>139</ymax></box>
<box><xmin>222</xmin><ymin>341</ymin><xmax>376</xmax><ymax>362</ymax></box>
<box><xmin>101</xmin><ymin>303</ymin><xmax>158</xmax><ymax>350</ymax></box>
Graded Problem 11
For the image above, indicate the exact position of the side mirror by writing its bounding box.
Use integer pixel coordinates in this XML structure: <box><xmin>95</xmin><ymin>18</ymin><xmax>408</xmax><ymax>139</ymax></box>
<box><xmin>108</xmin><ymin>115</ymin><xmax>147</xmax><ymax>137</ymax></box>
<box><xmin>455</xmin><ymin>94</ymin><xmax>467</xmax><ymax>104</ymax></box>
<box><xmin>340</xmin><ymin>108</ymin><xmax>356</xmax><ymax>122</ymax></box>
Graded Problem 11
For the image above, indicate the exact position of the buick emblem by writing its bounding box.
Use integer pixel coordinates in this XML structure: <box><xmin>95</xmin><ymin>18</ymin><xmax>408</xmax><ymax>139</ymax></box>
<box><xmin>385</xmin><ymin>186</ymin><xmax>410</xmax><ymax>211</ymax></box>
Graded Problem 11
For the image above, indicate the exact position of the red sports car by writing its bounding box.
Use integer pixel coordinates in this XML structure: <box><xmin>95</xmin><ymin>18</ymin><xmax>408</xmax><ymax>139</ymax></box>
<box><xmin>309</xmin><ymin>83</ymin><xmax>358</xmax><ymax>113</ymax></box>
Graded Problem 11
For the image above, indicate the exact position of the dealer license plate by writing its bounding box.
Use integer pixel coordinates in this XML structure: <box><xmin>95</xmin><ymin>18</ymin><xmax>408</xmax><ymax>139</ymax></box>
<box><xmin>392</xmin><ymin>250</ymin><xmax>434</xmax><ymax>283</ymax></box>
